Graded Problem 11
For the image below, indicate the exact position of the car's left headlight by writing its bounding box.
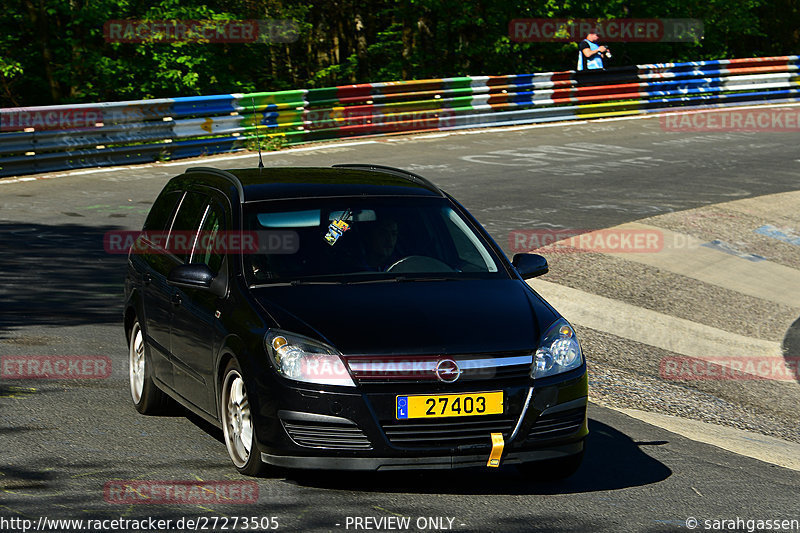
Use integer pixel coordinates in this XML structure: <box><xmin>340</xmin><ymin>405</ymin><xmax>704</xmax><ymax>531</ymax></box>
<box><xmin>265</xmin><ymin>329</ymin><xmax>355</xmax><ymax>387</ymax></box>
<box><xmin>532</xmin><ymin>319</ymin><xmax>583</xmax><ymax>379</ymax></box>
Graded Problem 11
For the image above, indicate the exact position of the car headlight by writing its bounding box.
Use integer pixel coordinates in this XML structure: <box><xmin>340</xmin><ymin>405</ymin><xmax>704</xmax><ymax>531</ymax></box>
<box><xmin>265</xmin><ymin>330</ymin><xmax>355</xmax><ymax>387</ymax></box>
<box><xmin>532</xmin><ymin>319</ymin><xmax>583</xmax><ymax>379</ymax></box>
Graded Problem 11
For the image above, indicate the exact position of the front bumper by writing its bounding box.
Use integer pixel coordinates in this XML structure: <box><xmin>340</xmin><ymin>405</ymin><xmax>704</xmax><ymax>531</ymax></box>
<box><xmin>251</xmin><ymin>367</ymin><xmax>588</xmax><ymax>471</ymax></box>
<box><xmin>262</xmin><ymin>440</ymin><xmax>584</xmax><ymax>471</ymax></box>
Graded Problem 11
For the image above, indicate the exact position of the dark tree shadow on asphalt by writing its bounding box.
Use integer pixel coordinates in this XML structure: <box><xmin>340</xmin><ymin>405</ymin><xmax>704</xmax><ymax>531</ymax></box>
<box><xmin>0</xmin><ymin>458</ymin><xmax>308</xmax><ymax>528</ymax></box>
<box><xmin>286</xmin><ymin>416</ymin><xmax>672</xmax><ymax>495</ymax></box>
<box><xmin>783</xmin><ymin>315</ymin><xmax>800</xmax><ymax>384</ymax></box>
<box><xmin>0</xmin><ymin>221</ymin><xmax>129</xmax><ymax>337</ymax></box>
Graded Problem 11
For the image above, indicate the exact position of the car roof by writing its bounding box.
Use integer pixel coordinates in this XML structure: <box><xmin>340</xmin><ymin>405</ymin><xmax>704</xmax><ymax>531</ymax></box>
<box><xmin>181</xmin><ymin>165</ymin><xmax>445</xmax><ymax>203</ymax></box>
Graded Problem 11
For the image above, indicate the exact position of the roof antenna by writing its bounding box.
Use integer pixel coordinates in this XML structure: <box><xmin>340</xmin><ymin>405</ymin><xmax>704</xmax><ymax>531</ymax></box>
<box><xmin>250</xmin><ymin>97</ymin><xmax>264</xmax><ymax>171</ymax></box>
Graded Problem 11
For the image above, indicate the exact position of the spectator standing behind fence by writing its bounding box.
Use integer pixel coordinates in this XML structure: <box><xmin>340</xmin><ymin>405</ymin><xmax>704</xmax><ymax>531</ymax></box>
<box><xmin>577</xmin><ymin>30</ymin><xmax>609</xmax><ymax>70</ymax></box>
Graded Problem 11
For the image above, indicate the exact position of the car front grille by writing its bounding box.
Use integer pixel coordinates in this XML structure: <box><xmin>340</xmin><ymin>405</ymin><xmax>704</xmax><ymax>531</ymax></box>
<box><xmin>526</xmin><ymin>407</ymin><xmax>585</xmax><ymax>441</ymax></box>
<box><xmin>345</xmin><ymin>352</ymin><xmax>532</xmax><ymax>384</ymax></box>
<box><xmin>381</xmin><ymin>416</ymin><xmax>516</xmax><ymax>449</ymax></box>
<box><xmin>281</xmin><ymin>419</ymin><xmax>372</xmax><ymax>450</ymax></box>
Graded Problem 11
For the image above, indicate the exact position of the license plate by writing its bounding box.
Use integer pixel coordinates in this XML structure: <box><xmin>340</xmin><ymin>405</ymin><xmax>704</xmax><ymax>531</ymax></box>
<box><xmin>396</xmin><ymin>391</ymin><xmax>503</xmax><ymax>419</ymax></box>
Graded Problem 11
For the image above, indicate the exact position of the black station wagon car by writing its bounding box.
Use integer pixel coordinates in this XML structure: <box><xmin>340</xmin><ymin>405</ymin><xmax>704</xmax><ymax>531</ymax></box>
<box><xmin>123</xmin><ymin>164</ymin><xmax>588</xmax><ymax>477</ymax></box>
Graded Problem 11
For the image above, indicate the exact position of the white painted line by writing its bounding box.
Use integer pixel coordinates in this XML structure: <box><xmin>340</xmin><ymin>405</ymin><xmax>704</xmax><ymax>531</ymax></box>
<box><xmin>0</xmin><ymin>140</ymin><xmax>382</xmax><ymax>182</ymax></box>
<box><xmin>529</xmin><ymin>279</ymin><xmax>785</xmax><ymax>375</ymax></box>
<box><xmin>456</xmin><ymin>121</ymin><xmax>592</xmax><ymax>134</ymax></box>
<box><xmin>158</xmin><ymin>153</ymin><xmax>256</xmax><ymax>166</ymax></box>
<box><xmin>446</xmin><ymin>101</ymin><xmax>800</xmax><ymax>135</ymax></box>
<box><xmin>606</xmin><ymin>406</ymin><xmax>800</xmax><ymax>471</ymax></box>
<box><xmin>278</xmin><ymin>140</ymin><xmax>379</xmax><ymax>152</ymax></box>
<box><xmin>0</xmin><ymin>165</ymin><xmax>144</xmax><ymax>183</ymax></box>
<box><xmin>593</xmin><ymin>101</ymin><xmax>800</xmax><ymax>124</ymax></box>
<box><xmin>409</xmin><ymin>133</ymin><xmax>451</xmax><ymax>139</ymax></box>
<box><xmin>41</xmin><ymin>167</ymin><xmax>136</xmax><ymax>177</ymax></box>
<box><xmin>158</xmin><ymin>140</ymin><xmax>380</xmax><ymax>166</ymax></box>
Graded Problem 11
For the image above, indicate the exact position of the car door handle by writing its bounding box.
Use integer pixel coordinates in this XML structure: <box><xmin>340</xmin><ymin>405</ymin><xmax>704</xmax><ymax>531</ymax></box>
<box><xmin>171</xmin><ymin>293</ymin><xmax>182</xmax><ymax>306</ymax></box>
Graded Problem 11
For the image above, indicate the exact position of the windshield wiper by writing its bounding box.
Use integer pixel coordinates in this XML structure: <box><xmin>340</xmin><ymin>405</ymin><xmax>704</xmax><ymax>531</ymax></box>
<box><xmin>343</xmin><ymin>275</ymin><xmax>459</xmax><ymax>284</ymax></box>
<box><xmin>251</xmin><ymin>274</ymin><xmax>461</xmax><ymax>288</ymax></box>
<box><xmin>291</xmin><ymin>279</ymin><xmax>344</xmax><ymax>286</ymax></box>
<box><xmin>249</xmin><ymin>279</ymin><xmax>345</xmax><ymax>288</ymax></box>
<box><xmin>394</xmin><ymin>275</ymin><xmax>459</xmax><ymax>282</ymax></box>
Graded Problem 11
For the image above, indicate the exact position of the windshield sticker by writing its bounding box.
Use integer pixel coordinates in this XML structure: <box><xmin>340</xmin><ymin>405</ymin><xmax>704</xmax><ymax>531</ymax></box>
<box><xmin>324</xmin><ymin>210</ymin><xmax>351</xmax><ymax>246</ymax></box>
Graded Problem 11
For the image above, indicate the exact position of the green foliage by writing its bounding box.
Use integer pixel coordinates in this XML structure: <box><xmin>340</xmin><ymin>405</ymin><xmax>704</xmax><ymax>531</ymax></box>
<box><xmin>1</xmin><ymin>0</ymin><xmax>796</xmax><ymax>107</ymax></box>
<box><xmin>246</xmin><ymin>133</ymin><xmax>288</xmax><ymax>152</ymax></box>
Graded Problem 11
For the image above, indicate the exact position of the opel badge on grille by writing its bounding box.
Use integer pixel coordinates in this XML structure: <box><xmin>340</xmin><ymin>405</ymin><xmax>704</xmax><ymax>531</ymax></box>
<box><xmin>435</xmin><ymin>359</ymin><xmax>462</xmax><ymax>383</ymax></box>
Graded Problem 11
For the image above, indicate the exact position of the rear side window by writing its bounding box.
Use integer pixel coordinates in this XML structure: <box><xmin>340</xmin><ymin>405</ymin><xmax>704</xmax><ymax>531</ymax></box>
<box><xmin>168</xmin><ymin>191</ymin><xmax>209</xmax><ymax>262</ymax></box>
<box><xmin>143</xmin><ymin>190</ymin><xmax>182</xmax><ymax>232</ymax></box>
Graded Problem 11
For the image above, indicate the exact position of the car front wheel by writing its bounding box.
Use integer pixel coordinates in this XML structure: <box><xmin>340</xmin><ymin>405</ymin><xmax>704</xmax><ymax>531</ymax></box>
<box><xmin>129</xmin><ymin>319</ymin><xmax>171</xmax><ymax>415</ymax></box>
<box><xmin>220</xmin><ymin>359</ymin><xmax>265</xmax><ymax>476</ymax></box>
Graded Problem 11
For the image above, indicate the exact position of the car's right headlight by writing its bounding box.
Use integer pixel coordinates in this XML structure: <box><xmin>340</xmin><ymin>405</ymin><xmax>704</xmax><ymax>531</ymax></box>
<box><xmin>532</xmin><ymin>319</ymin><xmax>583</xmax><ymax>379</ymax></box>
<box><xmin>265</xmin><ymin>329</ymin><xmax>355</xmax><ymax>387</ymax></box>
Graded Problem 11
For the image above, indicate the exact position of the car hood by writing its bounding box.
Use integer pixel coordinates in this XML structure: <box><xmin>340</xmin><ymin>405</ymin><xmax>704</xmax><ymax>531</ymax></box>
<box><xmin>250</xmin><ymin>279</ymin><xmax>558</xmax><ymax>355</ymax></box>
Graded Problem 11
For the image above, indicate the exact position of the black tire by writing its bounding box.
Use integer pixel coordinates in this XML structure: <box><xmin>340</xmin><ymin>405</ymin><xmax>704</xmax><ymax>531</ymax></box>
<box><xmin>128</xmin><ymin>319</ymin><xmax>172</xmax><ymax>415</ymax></box>
<box><xmin>220</xmin><ymin>358</ymin><xmax>266</xmax><ymax>476</ymax></box>
<box><xmin>517</xmin><ymin>450</ymin><xmax>584</xmax><ymax>481</ymax></box>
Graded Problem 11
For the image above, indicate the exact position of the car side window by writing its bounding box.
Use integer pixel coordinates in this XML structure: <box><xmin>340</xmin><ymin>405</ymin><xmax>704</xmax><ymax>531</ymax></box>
<box><xmin>168</xmin><ymin>191</ymin><xmax>209</xmax><ymax>261</ymax></box>
<box><xmin>191</xmin><ymin>201</ymin><xmax>225</xmax><ymax>274</ymax></box>
<box><xmin>143</xmin><ymin>190</ymin><xmax>182</xmax><ymax>232</ymax></box>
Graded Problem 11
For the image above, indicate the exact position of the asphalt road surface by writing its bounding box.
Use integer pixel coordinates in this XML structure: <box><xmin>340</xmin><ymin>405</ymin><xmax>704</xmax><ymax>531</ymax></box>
<box><xmin>1</xmin><ymin>114</ymin><xmax>799</xmax><ymax>532</ymax></box>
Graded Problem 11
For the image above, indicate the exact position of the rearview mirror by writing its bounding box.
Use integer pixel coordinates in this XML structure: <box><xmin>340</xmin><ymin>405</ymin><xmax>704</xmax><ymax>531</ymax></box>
<box><xmin>512</xmin><ymin>253</ymin><xmax>549</xmax><ymax>279</ymax></box>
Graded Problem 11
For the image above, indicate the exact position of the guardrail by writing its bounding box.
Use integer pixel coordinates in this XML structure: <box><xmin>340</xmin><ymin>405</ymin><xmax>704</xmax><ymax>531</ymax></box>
<box><xmin>1</xmin><ymin>55</ymin><xmax>798</xmax><ymax>177</ymax></box>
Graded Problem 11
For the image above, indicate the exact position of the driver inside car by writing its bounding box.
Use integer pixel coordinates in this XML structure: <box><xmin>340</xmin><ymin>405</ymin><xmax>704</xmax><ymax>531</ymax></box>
<box><xmin>361</xmin><ymin>218</ymin><xmax>401</xmax><ymax>271</ymax></box>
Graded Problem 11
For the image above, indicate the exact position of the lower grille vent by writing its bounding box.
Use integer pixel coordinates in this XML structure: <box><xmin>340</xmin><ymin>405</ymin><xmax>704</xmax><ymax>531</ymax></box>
<box><xmin>527</xmin><ymin>407</ymin><xmax>585</xmax><ymax>441</ymax></box>
<box><xmin>282</xmin><ymin>419</ymin><xmax>372</xmax><ymax>450</ymax></box>
<box><xmin>382</xmin><ymin>416</ymin><xmax>516</xmax><ymax>448</ymax></box>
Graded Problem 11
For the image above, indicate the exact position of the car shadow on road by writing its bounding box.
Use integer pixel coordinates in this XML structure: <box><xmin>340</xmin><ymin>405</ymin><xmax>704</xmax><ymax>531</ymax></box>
<box><xmin>286</xmin><ymin>417</ymin><xmax>672</xmax><ymax>495</ymax></box>
<box><xmin>0</xmin><ymin>221</ymin><xmax>129</xmax><ymax>338</ymax></box>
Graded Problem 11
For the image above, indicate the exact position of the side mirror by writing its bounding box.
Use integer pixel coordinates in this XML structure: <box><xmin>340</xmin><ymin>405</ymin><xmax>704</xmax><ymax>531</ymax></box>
<box><xmin>167</xmin><ymin>263</ymin><xmax>215</xmax><ymax>290</ymax></box>
<box><xmin>512</xmin><ymin>253</ymin><xmax>549</xmax><ymax>279</ymax></box>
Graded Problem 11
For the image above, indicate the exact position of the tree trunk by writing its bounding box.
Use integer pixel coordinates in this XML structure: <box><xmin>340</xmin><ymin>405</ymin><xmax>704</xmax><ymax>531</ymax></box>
<box><xmin>401</xmin><ymin>13</ymin><xmax>412</xmax><ymax>80</ymax></box>
<box><xmin>354</xmin><ymin>12</ymin><xmax>368</xmax><ymax>80</ymax></box>
<box><xmin>24</xmin><ymin>0</ymin><xmax>61</xmax><ymax>103</ymax></box>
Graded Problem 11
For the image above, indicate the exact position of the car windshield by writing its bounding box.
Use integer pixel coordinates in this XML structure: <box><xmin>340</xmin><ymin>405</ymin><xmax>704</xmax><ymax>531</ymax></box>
<box><xmin>243</xmin><ymin>197</ymin><xmax>506</xmax><ymax>285</ymax></box>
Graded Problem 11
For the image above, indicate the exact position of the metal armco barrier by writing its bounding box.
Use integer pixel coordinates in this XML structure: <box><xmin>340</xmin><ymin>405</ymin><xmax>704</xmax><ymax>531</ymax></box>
<box><xmin>1</xmin><ymin>55</ymin><xmax>798</xmax><ymax>177</ymax></box>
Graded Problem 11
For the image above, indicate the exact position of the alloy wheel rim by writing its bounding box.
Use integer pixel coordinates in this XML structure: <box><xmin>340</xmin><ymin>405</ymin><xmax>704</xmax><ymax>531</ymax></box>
<box><xmin>222</xmin><ymin>370</ymin><xmax>253</xmax><ymax>467</ymax></box>
<box><xmin>129</xmin><ymin>323</ymin><xmax>145</xmax><ymax>403</ymax></box>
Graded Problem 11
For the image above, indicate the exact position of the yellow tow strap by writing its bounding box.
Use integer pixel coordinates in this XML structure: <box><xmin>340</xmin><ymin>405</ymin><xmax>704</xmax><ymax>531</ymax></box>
<box><xmin>487</xmin><ymin>432</ymin><xmax>504</xmax><ymax>467</ymax></box>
